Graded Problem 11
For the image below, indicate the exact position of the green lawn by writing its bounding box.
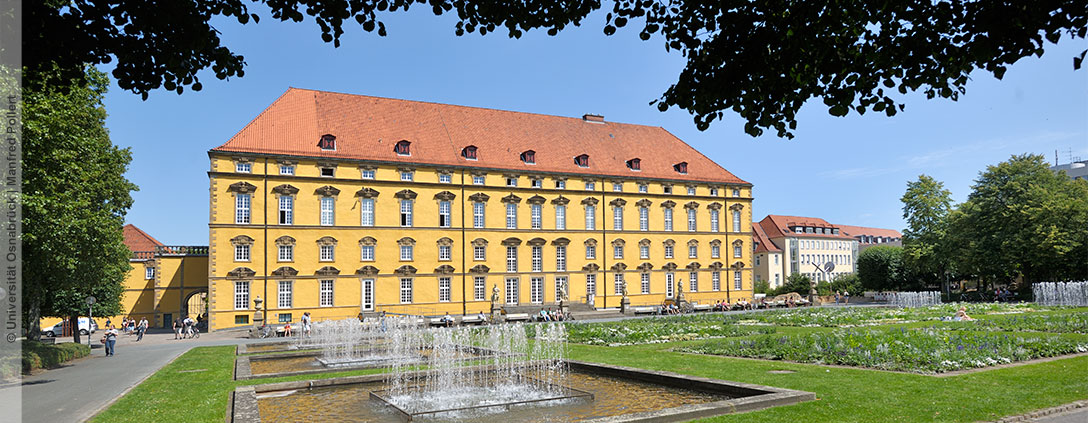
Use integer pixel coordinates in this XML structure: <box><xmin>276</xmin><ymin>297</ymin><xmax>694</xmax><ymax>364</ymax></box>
<box><xmin>92</xmin><ymin>307</ymin><xmax>1088</xmax><ymax>423</ymax></box>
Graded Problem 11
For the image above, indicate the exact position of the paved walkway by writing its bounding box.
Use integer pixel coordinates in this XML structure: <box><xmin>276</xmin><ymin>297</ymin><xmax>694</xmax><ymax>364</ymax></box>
<box><xmin>5</xmin><ymin>328</ymin><xmax>251</xmax><ymax>423</ymax></box>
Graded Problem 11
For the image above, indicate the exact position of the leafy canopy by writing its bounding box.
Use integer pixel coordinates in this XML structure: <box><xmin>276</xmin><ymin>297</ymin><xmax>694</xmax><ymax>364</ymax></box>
<box><xmin>901</xmin><ymin>175</ymin><xmax>954</xmax><ymax>285</ymax></box>
<box><xmin>26</xmin><ymin>0</ymin><xmax>1087</xmax><ymax>138</ymax></box>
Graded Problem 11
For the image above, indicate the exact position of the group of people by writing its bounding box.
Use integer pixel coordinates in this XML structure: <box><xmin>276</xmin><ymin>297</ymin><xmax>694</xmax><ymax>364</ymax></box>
<box><xmin>833</xmin><ymin>291</ymin><xmax>851</xmax><ymax>304</ymax></box>
<box><xmin>172</xmin><ymin>315</ymin><xmax>201</xmax><ymax>339</ymax></box>
<box><xmin>105</xmin><ymin>317</ymin><xmax>149</xmax><ymax>342</ymax></box>
<box><xmin>536</xmin><ymin>308</ymin><xmax>568</xmax><ymax>322</ymax></box>
<box><xmin>283</xmin><ymin>312</ymin><xmax>313</xmax><ymax>337</ymax></box>
<box><xmin>661</xmin><ymin>303</ymin><xmax>682</xmax><ymax>314</ymax></box>
<box><xmin>994</xmin><ymin>288</ymin><xmax>1015</xmax><ymax>302</ymax></box>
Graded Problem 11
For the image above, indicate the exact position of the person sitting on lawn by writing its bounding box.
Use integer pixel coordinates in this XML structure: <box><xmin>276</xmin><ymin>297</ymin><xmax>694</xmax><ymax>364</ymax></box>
<box><xmin>954</xmin><ymin>307</ymin><xmax>975</xmax><ymax>321</ymax></box>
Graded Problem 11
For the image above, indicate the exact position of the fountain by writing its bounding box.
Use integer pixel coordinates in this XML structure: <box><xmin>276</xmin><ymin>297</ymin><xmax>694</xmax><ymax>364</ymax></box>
<box><xmin>887</xmin><ymin>291</ymin><xmax>942</xmax><ymax>307</ymax></box>
<box><xmin>1033</xmin><ymin>281</ymin><xmax>1088</xmax><ymax>306</ymax></box>
<box><xmin>231</xmin><ymin>319</ymin><xmax>816</xmax><ymax>422</ymax></box>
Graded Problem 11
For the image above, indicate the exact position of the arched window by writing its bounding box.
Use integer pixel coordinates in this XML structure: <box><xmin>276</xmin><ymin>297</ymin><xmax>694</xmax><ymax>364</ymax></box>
<box><xmin>318</xmin><ymin>134</ymin><xmax>336</xmax><ymax>150</ymax></box>
<box><xmin>673</xmin><ymin>161</ymin><xmax>688</xmax><ymax>174</ymax></box>
<box><xmin>626</xmin><ymin>158</ymin><xmax>641</xmax><ymax>170</ymax></box>
<box><xmin>462</xmin><ymin>145</ymin><xmax>478</xmax><ymax>160</ymax></box>
<box><xmin>520</xmin><ymin>150</ymin><xmax>536</xmax><ymax>164</ymax></box>
<box><xmin>394</xmin><ymin>140</ymin><xmax>411</xmax><ymax>156</ymax></box>
<box><xmin>574</xmin><ymin>154</ymin><xmax>589</xmax><ymax>167</ymax></box>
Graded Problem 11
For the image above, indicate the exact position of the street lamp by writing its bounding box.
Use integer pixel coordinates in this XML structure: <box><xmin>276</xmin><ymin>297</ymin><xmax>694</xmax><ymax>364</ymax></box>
<box><xmin>85</xmin><ymin>295</ymin><xmax>96</xmax><ymax>346</ymax></box>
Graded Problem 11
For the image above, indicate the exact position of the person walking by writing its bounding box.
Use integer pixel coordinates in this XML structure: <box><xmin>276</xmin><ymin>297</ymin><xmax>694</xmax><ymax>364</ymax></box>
<box><xmin>102</xmin><ymin>325</ymin><xmax>118</xmax><ymax>356</ymax></box>
<box><xmin>184</xmin><ymin>316</ymin><xmax>195</xmax><ymax>338</ymax></box>
<box><xmin>843</xmin><ymin>290</ymin><xmax>850</xmax><ymax>304</ymax></box>
<box><xmin>301</xmin><ymin>312</ymin><xmax>312</xmax><ymax>338</ymax></box>
<box><xmin>135</xmin><ymin>318</ymin><xmax>147</xmax><ymax>341</ymax></box>
<box><xmin>174</xmin><ymin>317</ymin><xmax>185</xmax><ymax>340</ymax></box>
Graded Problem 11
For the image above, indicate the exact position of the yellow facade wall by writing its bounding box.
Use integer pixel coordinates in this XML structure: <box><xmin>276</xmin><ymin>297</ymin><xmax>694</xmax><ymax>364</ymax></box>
<box><xmin>208</xmin><ymin>154</ymin><xmax>754</xmax><ymax>330</ymax></box>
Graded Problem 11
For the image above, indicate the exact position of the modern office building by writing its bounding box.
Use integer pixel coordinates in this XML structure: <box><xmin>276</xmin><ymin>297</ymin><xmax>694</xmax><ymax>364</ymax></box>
<box><xmin>205</xmin><ymin>88</ymin><xmax>756</xmax><ymax>330</ymax></box>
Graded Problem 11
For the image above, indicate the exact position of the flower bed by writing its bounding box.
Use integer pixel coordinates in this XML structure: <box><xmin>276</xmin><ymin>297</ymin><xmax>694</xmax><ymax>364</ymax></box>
<box><xmin>723</xmin><ymin>303</ymin><xmax>1059</xmax><ymax>328</ymax></box>
<box><xmin>551</xmin><ymin>315</ymin><xmax>776</xmax><ymax>346</ymax></box>
<box><xmin>680</xmin><ymin>328</ymin><xmax>1088</xmax><ymax>373</ymax></box>
<box><xmin>949</xmin><ymin>312</ymin><xmax>1088</xmax><ymax>334</ymax></box>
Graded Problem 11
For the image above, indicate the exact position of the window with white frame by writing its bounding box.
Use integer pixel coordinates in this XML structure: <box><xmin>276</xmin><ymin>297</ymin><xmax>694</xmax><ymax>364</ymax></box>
<box><xmin>734</xmin><ymin>243</ymin><xmax>742</xmax><ymax>258</ymax></box>
<box><xmin>472</xmin><ymin>175</ymin><xmax>485</xmax><ymax>185</ymax></box>
<box><xmin>473</xmin><ymin>245</ymin><xmax>486</xmax><ymax>261</ymax></box>
<box><xmin>278</xmin><ymin>196</ymin><xmax>293</xmax><ymax>225</ymax></box>
<box><xmin>531</xmin><ymin>246</ymin><xmax>542</xmax><ymax>272</ymax></box>
<box><xmin>320</xmin><ymin>167</ymin><xmax>335</xmax><ymax>177</ymax></box>
<box><xmin>506</xmin><ymin>246</ymin><xmax>518</xmax><ymax>272</ymax></box>
<box><xmin>585</xmin><ymin>205</ymin><xmax>596</xmax><ymax>230</ymax></box>
<box><xmin>711</xmin><ymin>244</ymin><xmax>720</xmax><ymax>258</ymax></box>
<box><xmin>145</xmin><ymin>266</ymin><xmax>155</xmax><ymax>280</ymax></box>
<box><xmin>234</xmin><ymin>281</ymin><xmax>250</xmax><ymax>310</ymax></box>
<box><xmin>320</xmin><ymin>280</ymin><xmax>334</xmax><ymax>306</ymax></box>
<box><xmin>474</xmin><ymin>276</ymin><xmax>486</xmax><ymax>301</ymax></box>
<box><xmin>663</xmin><ymin>208</ymin><xmax>673</xmax><ymax>231</ymax></box>
<box><xmin>439</xmin><ymin>201</ymin><xmax>451</xmax><ymax>228</ymax></box>
<box><xmin>710</xmin><ymin>210</ymin><xmax>719</xmax><ymax>232</ymax></box>
<box><xmin>586</xmin><ymin>273</ymin><xmax>597</xmax><ymax>296</ymax></box>
<box><xmin>400</xmin><ymin>278</ymin><xmax>413</xmax><ymax>303</ymax></box>
<box><xmin>506</xmin><ymin>177</ymin><xmax>517</xmax><ymax>187</ymax></box>
<box><xmin>531</xmin><ymin>179</ymin><xmax>542</xmax><ymax>188</ymax></box>
<box><xmin>712</xmin><ymin>272</ymin><xmax>721</xmax><ymax>291</ymax></box>
<box><xmin>278</xmin><ymin>281</ymin><xmax>293</xmax><ymax>308</ymax></box>
<box><xmin>278</xmin><ymin>245</ymin><xmax>293</xmax><ymax>262</ymax></box>
<box><xmin>531</xmin><ymin>204</ymin><xmax>542</xmax><ymax>229</ymax></box>
<box><xmin>732</xmin><ymin>210</ymin><xmax>741</xmax><ymax>232</ymax></box>
<box><xmin>689</xmin><ymin>244</ymin><xmax>697</xmax><ymax>258</ymax></box>
<box><xmin>614</xmin><ymin>273</ymin><xmax>624</xmax><ymax>295</ymax></box>
<box><xmin>641</xmin><ymin>272</ymin><xmax>650</xmax><ymax>294</ymax></box>
<box><xmin>236</xmin><ymin>162</ymin><xmax>252</xmax><ymax>173</ymax></box>
<box><xmin>612</xmin><ymin>182</ymin><xmax>622</xmax><ymax>192</ymax></box>
<box><xmin>664</xmin><ymin>244</ymin><xmax>674</xmax><ymax>259</ymax></box>
<box><xmin>361</xmin><ymin>245</ymin><xmax>374</xmax><ymax>261</ymax></box>
<box><xmin>530</xmin><ymin>277</ymin><xmax>543</xmax><ymax>303</ymax></box>
<box><xmin>361</xmin><ymin>168</ymin><xmax>375</xmax><ymax>179</ymax></box>
<box><xmin>360</xmin><ymin>198</ymin><xmax>374</xmax><ymax>226</ymax></box>
<box><xmin>400</xmin><ymin>200</ymin><xmax>413</xmax><ymax>227</ymax></box>
<box><xmin>506</xmin><ymin>203</ymin><xmax>518</xmax><ymax>229</ymax></box>
<box><xmin>400</xmin><ymin>171</ymin><xmax>414</xmax><ymax>181</ymax></box>
<box><xmin>505</xmin><ymin>277</ymin><xmax>519</xmax><ymax>305</ymax></box>
<box><xmin>473</xmin><ymin>202</ymin><xmax>485</xmax><ymax>228</ymax></box>
<box><xmin>555</xmin><ymin>205</ymin><xmax>566</xmax><ymax>230</ymax></box>
<box><xmin>235</xmin><ymin>244</ymin><xmax>250</xmax><ymax>262</ymax></box>
<box><xmin>663</xmin><ymin>185</ymin><xmax>672</xmax><ymax>194</ymax></box>
<box><xmin>665</xmin><ymin>273</ymin><xmax>674</xmax><ymax>298</ymax></box>
<box><xmin>710</xmin><ymin>187</ymin><xmax>719</xmax><ymax>196</ymax></box>
<box><xmin>439</xmin><ymin>277</ymin><xmax>451</xmax><ymax>302</ymax></box>
<box><xmin>584</xmin><ymin>181</ymin><xmax>595</xmax><ymax>191</ymax></box>
<box><xmin>280</xmin><ymin>164</ymin><xmax>294</xmax><ymax>175</ymax></box>
<box><xmin>586</xmin><ymin>244</ymin><xmax>596</xmax><ymax>259</ymax></box>
<box><xmin>400</xmin><ymin>244</ymin><xmax>413</xmax><ymax>261</ymax></box>
<box><xmin>689</xmin><ymin>272</ymin><xmax>698</xmax><ymax>292</ymax></box>
<box><xmin>734</xmin><ymin>272</ymin><xmax>742</xmax><ymax>289</ymax></box>
<box><xmin>555</xmin><ymin>180</ymin><xmax>566</xmax><ymax>189</ymax></box>
<box><xmin>614</xmin><ymin>244</ymin><xmax>624</xmax><ymax>259</ymax></box>
<box><xmin>320</xmin><ymin>197</ymin><xmax>335</xmax><ymax>226</ymax></box>
<box><xmin>639</xmin><ymin>244</ymin><xmax>649</xmax><ymax>259</ymax></box>
<box><xmin>687</xmin><ymin>208</ymin><xmax>697</xmax><ymax>231</ymax></box>
<box><xmin>687</xmin><ymin>186</ymin><xmax>696</xmax><ymax>195</ymax></box>
<box><xmin>320</xmin><ymin>244</ymin><xmax>335</xmax><ymax>261</ymax></box>
<box><xmin>439</xmin><ymin>173</ymin><xmax>452</xmax><ymax>183</ymax></box>
<box><xmin>555</xmin><ymin>246</ymin><xmax>566</xmax><ymax>271</ymax></box>
<box><xmin>235</xmin><ymin>194</ymin><xmax>251</xmax><ymax>224</ymax></box>
<box><xmin>439</xmin><ymin>244</ymin><xmax>451</xmax><ymax>261</ymax></box>
<box><xmin>639</xmin><ymin>207</ymin><xmax>648</xmax><ymax>231</ymax></box>
<box><xmin>732</xmin><ymin>188</ymin><xmax>741</xmax><ymax>197</ymax></box>
<box><xmin>638</xmin><ymin>183</ymin><xmax>648</xmax><ymax>193</ymax></box>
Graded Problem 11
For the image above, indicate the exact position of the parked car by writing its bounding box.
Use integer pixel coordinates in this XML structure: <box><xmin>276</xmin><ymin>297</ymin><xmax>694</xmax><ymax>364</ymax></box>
<box><xmin>42</xmin><ymin>318</ymin><xmax>98</xmax><ymax>337</ymax></box>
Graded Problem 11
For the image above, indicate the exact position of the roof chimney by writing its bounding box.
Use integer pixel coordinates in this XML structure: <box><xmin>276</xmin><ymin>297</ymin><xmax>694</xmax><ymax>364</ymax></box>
<box><xmin>582</xmin><ymin>114</ymin><xmax>605</xmax><ymax>123</ymax></box>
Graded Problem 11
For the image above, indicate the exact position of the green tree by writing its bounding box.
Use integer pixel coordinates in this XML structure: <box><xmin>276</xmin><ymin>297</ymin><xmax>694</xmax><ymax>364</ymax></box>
<box><xmin>23</xmin><ymin>67</ymin><xmax>137</xmax><ymax>343</ymax></box>
<box><xmin>856</xmin><ymin>246</ymin><xmax>905</xmax><ymax>291</ymax></box>
<box><xmin>901</xmin><ymin>175</ymin><xmax>954</xmax><ymax>288</ymax></box>
<box><xmin>25</xmin><ymin>1</ymin><xmax>1086</xmax><ymax>138</ymax></box>
<box><xmin>771</xmin><ymin>273</ymin><xmax>814</xmax><ymax>297</ymax></box>
<box><xmin>948</xmin><ymin>154</ymin><xmax>1088</xmax><ymax>286</ymax></box>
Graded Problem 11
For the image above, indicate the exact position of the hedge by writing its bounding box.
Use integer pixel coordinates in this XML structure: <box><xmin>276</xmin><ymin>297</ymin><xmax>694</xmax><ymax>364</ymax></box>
<box><xmin>21</xmin><ymin>340</ymin><xmax>91</xmax><ymax>374</ymax></box>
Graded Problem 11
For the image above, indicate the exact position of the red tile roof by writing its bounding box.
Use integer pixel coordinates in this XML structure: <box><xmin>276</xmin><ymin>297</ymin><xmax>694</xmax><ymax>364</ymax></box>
<box><xmin>752</xmin><ymin>223</ymin><xmax>782</xmax><ymax>253</ymax></box>
<box><xmin>757</xmin><ymin>215</ymin><xmax>855</xmax><ymax>240</ymax></box>
<box><xmin>123</xmin><ymin>224</ymin><xmax>162</xmax><ymax>253</ymax></box>
<box><xmin>836</xmin><ymin>224</ymin><xmax>902</xmax><ymax>242</ymax></box>
<box><xmin>212</xmin><ymin>88</ymin><xmax>749</xmax><ymax>185</ymax></box>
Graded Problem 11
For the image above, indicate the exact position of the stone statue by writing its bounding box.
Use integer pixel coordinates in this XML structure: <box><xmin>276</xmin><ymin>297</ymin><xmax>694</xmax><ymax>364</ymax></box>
<box><xmin>676</xmin><ymin>281</ymin><xmax>685</xmax><ymax>302</ymax></box>
<box><xmin>490</xmin><ymin>284</ymin><xmax>500</xmax><ymax>313</ymax></box>
<box><xmin>621</xmin><ymin>280</ymin><xmax>629</xmax><ymax>298</ymax></box>
<box><xmin>558</xmin><ymin>279</ymin><xmax>569</xmax><ymax>303</ymax></box>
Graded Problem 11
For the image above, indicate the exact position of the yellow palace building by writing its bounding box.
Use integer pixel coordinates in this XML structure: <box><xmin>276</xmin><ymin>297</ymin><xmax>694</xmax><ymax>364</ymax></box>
<box><xmin>206</xmin><ymin>88</ymin><xmax>754</xmax><ymax>331</ymax></box>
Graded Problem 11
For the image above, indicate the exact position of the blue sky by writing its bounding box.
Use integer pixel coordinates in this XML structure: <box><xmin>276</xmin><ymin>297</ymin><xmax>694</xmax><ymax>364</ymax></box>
<box><xmin>100</xmin><ymin>9</ymin><xmax>1088</xmax><ymax>245</ymax></box>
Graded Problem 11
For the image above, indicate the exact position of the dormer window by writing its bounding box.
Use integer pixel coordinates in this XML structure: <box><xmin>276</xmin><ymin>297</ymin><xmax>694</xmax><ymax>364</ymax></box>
<box><xmin>626</xmin><ymin>158</ymin><xmax>641</xmax><ymax>170</ymax></box>
<box><xmin>520</xmin><ymin>150</ymin><xmax>536</xmax><ymax>164</ymax></box>
<box><xmin>574</xmin><ymin>154</ymin><xmax>589</xmax><ymax>167</ymax></box>
<box><xmin>394</xmin><ymin>140</ymin><xmax>411</xmax><ymax>156</ymax></box>
<box><xmin>673</xmin><ymin>162</ymin><xmax>688</xmax><ymax>174</ymax></box>
<box><xmin>462</xmin><ymin>145</ymin><xmax>478</xmax><ymax>160</ymax></box>
<box><xmin>318</xmin><ymin>134</ymin><xmax>336</xmax><ymax>151</ymax></box>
